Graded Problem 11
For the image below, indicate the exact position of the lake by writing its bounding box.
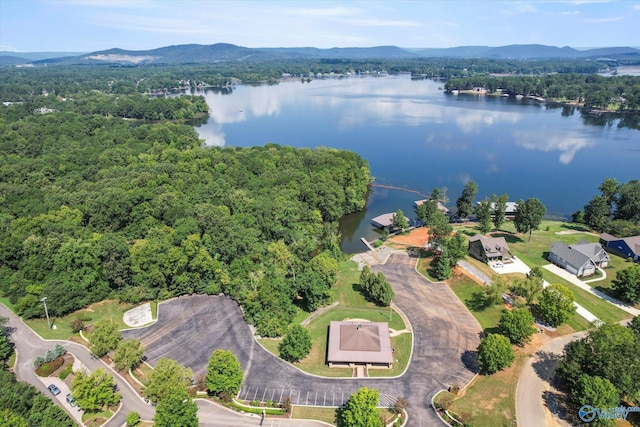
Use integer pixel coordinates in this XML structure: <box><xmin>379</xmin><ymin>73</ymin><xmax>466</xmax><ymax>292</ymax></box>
<box><xmin>179</xmin><ymin>76</ymin><xmax>640</xmax><ymax>253</ymax></box>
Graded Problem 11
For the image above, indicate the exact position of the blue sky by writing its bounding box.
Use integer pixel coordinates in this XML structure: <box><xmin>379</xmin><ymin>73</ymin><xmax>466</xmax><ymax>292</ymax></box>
<box><xmin>1</xmin><ymin>0</ymin><xmax>638</xmax><ymax>52</ymax></box>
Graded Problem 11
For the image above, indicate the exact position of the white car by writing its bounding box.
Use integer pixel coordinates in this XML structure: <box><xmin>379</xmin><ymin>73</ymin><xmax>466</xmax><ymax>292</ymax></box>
<box><xmin>494</xmin><ymin>263</ymin><xmax>504</xmax><ymax>268</ymax></box>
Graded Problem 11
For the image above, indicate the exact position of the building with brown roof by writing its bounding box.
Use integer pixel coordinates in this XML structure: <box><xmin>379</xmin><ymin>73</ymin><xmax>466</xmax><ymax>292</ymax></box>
<box><xmin>327</xmin><ymin>321</ymin><xmax>393</xmax><ymax>368</ymax></box>
<box><xmin>468</xmin><ymin>235</ymin><xmax>513</xmax><ymax>264</ymax></box>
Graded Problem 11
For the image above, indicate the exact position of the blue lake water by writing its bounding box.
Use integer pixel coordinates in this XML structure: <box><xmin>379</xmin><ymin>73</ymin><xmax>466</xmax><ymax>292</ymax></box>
<box><xmin>182</xmin><ymin>76</ymin><xmax>640</xmax><ymax>253</ymax></box>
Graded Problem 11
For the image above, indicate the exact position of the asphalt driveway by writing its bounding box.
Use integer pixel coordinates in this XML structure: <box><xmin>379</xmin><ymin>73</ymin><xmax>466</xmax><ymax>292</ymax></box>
<box><xmin>123</xmin><ymin>253</ymin><xmax>482</xmax><ymax>426</ymax></box>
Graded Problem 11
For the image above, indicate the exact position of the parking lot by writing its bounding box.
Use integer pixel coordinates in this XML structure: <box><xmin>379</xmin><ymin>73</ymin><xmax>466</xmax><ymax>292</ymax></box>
<box><xmin>123</xmin><ymin>253</ymin><xmax>482</xmax><ymax>426</ymax></box>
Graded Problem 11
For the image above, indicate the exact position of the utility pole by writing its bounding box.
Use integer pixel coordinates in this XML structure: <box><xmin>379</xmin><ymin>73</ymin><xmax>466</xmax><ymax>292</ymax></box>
<box><xmin>40</xmin><ymin>297</ymin><xmax>51</xmax><ymax>329</ymax></box>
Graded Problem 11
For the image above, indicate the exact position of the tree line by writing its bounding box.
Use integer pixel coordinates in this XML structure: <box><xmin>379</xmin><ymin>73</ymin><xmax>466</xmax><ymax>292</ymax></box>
<box><xmin>0</xmin><ymin>57</ymin><xmax>619</xmax><ymax>101</ymax></box>
<box><xmin>445</xmin><ymin>74</ymin><xmax>640</xmax><ymax>111</ymax></box>
<box><xmin>0</xmin><ymin>96</ymin><xmax>370</xmax><ymax>337</ymax></box>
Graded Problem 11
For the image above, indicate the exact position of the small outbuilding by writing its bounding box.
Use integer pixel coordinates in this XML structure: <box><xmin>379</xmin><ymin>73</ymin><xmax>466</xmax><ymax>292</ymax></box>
<box><xmin>327</xmin><ymin>321</ymin><xmax>393</xmax><ymax>369</ymax></box>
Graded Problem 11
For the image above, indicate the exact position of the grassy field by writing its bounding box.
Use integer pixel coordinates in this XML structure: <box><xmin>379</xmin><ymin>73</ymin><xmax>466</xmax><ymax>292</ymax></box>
<box><xmin>454</xmin><ymin>220</ymin><xmax>632</xmax><ymax>324</ymax></box>
<box><xmin>25</xmin><ymin>300</ymin><xmax>134</xmax><ymax>340</ymax></box>
<box><xmin>259</xmin><ymin>305</ymin><xmax>410</xmax><ymax>377</ymax></box>
<box><xmin>259</xmin><ymin>260</ymin><xmax>411</xmax><ymax>378</ymax></box>
<box><xmin>0</xmin><ymin>296</ymin><xmax>16</xmax><ymax>313</ymax></box>
<box><xmin>445</xmin><ymin>273</ymin><xmax>503</xmax><ymax>332</ymax></box>
<box><xmin>291</xmin><ymin>406</ymin><xmax>397</xmax><ymax>425</ymax></box>
<box><xmin>436</xmin><ymin>348</ymin><xmax>529</xmax><ymax>427</ymax></box>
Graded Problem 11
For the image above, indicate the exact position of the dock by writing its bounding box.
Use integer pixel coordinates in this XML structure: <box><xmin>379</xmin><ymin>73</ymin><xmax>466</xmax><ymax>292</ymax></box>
<box><xmin>360</xmin><ymin>238</ymin><xmax>375</xmax><ymax>251</ymax></box>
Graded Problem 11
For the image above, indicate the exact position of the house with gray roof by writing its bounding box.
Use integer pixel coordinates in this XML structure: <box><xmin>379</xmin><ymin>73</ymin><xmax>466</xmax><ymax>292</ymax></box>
<box><xmin>599</xmin><ymin>233</ymin><xmax>640</xmax><ymax>262</ymax></box>
<box><xmin>468</xmin><ymin>235</ymin><xmax>513</xmax><ymax>264</ymax></box>
<box><xmin>570</xmin><ymin>239</ymin><xmax>610</xmax><ymax>267</ymax></box>
<box><xmin>327</xmin><ymin>321</ymin><xmax>393</xmax><ymax>369</ymax></box>
<box><xmin>548</xmin><ymin>241</ymin><xmax>596</xmax><ymax>277</ymax></box>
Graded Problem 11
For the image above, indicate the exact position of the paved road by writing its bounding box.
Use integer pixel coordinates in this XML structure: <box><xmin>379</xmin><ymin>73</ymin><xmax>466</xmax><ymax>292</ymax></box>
<box><xmin>516</xmin><ymin>332</ymin><xmax>586</xmax><ymax>427</ymax></box>
<box><xmin>125</xmin><ymin>253</ymin><xmax>482</xmax><ymax>426</ymax></box>
<box><xmin>0</xmin><ymin>304</ymin><xmax>155</xmax><ymax>427</ymax></box>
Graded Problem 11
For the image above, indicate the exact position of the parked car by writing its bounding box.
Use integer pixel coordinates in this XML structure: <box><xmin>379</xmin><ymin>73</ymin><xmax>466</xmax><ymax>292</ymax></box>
<box><xmin>494</xmin><ymin>262</ymin><xmax>504</xmax><ymax>268</ymax></box>
<box><xmin>48</xmin><ymin>384</ymin><xmax>61</xmax><ymax>395</ymax></box>
<box><xmin>65</xmin><ymin>393</ymin><xmax>77</xmax><ymax>407</ymax></box>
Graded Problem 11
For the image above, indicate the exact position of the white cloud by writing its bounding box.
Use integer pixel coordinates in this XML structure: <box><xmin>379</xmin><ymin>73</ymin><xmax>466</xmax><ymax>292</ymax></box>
<box><xmin>284</xmin><ymin>6</ymin><xmax>361</xmax><ymax>17</ymax></box>
<box><xmin>582</xmin><ymin>16</ymin><xmax>623</xmax><ymax>23</ymax></box>
<box><xmin>513</xmin><ymin>130</ymin><xmax>592</xmax><ymax>165</ymax></box>
<box><xmin>561</xmin><ymin>11</ymin><xmax>581</xmax><ymax>15</ymax></box>
<box><xmin>339</xmin><ymin>18</ymin><xmax>421</xmax><ymax>28</ymax></box>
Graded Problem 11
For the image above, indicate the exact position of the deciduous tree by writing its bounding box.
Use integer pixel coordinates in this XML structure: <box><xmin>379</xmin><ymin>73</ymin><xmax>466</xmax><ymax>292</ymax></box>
<box><xmin>206</xmin><ymin>350</ymin><xmax>243</xmax><ymax>400</ymax></box>
<box><xmin>144</xmin><ymin>358</ymin><xmax>193</xmax><ymax>404</ymax></box>
<box><xmin>498</xmin><ymin>308</ymin><xmax>536</xmax><ymax>346</ymax></box>
<box><xmin>113</xmin><ymin>338</ymin><xmax>145</xmax><ymax>372</ymax></box>
<box><xmin>88</xmin><ymin>319</ymin><xmax>121</xmax><ymax>357</ymax></box>
<box><xmin>537</xmin><ymin>284</ymin><xmax>575</xmax><ymax>327</ymax></box>
<box><xmin>428</xmin><ymin>210</ymin><xmax>453</xmax><ymax>250</ymax></box>
<box><xmin>514</xmin><ymin>198</ymin><xmax>547</xmax><ymax>242</ymax></box>
<box><xmin>338</xmin><ymin>387</ymin><xmax>383</xmax><ymax>427</ymax></box>
<box><xmin>571</xmin><ymin>374</ymin><xmax>619</xmax><ymax>426</ymax></box>
<box><xmin>477</xmin><ymin>333</ymin><xmax>514</xmax><ymax>374</ymax></box>
<box><xmin>278</xmin><ymin>325</ymin><xmax>312</xmax><ymax>362</ymax></box>
<box><xmin>154</xmin><ymin>385</ymin><xmax>198</xmax><ymax>427</ymax></box>
<box><xmin>71</xmin><ymin>368</ymin><xmax>121</xmax><ymax>411</ymax></box>
<box><xmin>612</xmin><ymin>264</ymin><xmax>640</xmax><ymax>304</ymax></box>
<box><xmin>392</xmin><ymin>209</ymin><xmax>408</xmax><ymax>231</ymax></box>
<box><xmin>475</xmin><ymin>197</ymin><xmax>493</xmax><ymax>234</ymax></box>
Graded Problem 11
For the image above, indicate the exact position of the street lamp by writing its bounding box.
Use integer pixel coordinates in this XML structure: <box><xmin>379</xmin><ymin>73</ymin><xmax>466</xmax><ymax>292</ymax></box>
<box><xmin>40</xmin><ymin>297</ymin><xmax>51</xmax><ymax>329</ymax></box>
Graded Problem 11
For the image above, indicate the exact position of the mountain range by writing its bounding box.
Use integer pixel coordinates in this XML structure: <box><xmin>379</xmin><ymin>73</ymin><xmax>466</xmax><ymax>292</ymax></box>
<box><xmin>1</xmin><ymin>43</ymin><xmax>639</xmax><ymax>66</ymax></box>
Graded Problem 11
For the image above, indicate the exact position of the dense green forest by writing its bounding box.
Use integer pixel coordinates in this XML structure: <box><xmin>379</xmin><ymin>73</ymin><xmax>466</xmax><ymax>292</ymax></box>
<box><xmin>0</xmin><ymin>94</ymin><xmax>370</xmax><ymax>337</ymax></box>
<box><xmin>444</xmin><ymin>74</ymin><xmax>640</xmax><ymax>111</ymax></box>
<box><xmin>0</xmin><ymin>57</ymin><xmax>616</xmax><ymax>101</ymax></box>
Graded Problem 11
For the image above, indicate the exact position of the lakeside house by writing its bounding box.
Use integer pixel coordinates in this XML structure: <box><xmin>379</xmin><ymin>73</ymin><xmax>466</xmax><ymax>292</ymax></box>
<box><xmin>468</xmin><ymin>235</ymin><xmax>513</xmax><ymax>264</ymax></box>
<box><xmin>599</xmin><ymin>233</ymin><xmax>640</xmax><ymax>262</ymax></box>
<box><xmin>474</xmin><ymin>201</ymin><xmax>518</xmax><ymax>219</ymax></box>
<box><xmin>371</xmin><ymin>212</ymin><xmax>411</xmax><ymax>229</ymax></box>
<box><xmin>327</xmin><ymin>321</ymin><xmax>393</xmax><ymax>369</ymax></box>
<box><xmin>414</xmin><ymin>199</ymin><xmax>451</xmax><ymax>216</ymax></box>
<box><xmin>547</xmin><ymin>240</ymin><xmax>610</xmax><ymax>277</ymax></box>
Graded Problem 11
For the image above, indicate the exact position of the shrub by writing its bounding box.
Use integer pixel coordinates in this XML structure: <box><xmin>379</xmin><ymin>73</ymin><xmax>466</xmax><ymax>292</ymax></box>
<box><xmin>250</xmin><ymin>400</ymin><xmax>261</xmax><ymax>407</ymax></box>
<box><xmin>281</xmin><ymin>396</ymin><xmax>292</xmax><ymax>414</ymax></box>
<box><xmin>70</xmin><ymin>318</ymin><xmax>85</xmax><ymax>333</ymax></box>
<box><xmin>76</xmin><ymin>313</ymin><xmax>93</xmax><ymax>322</ymax></box>
<box><xmin>33</xmin><ymin>356</ymin><xmax>45</xmax><ymax>368</ymax></box>
<box><xmin>59</xmin><ymin>364</ymin><xmax>73</xmax><ymax>380</ymax></box>
<box><xmin>126</xmin><ymin>411</ymin><xmax>140</xmax><ymax>426</ymax></box>
<box><xmin>53</xmin><ymin>344</ymin><xmax>66</xmax><ymax>357</ymax></box>
<box><xmin>35</xmin><ymin>356</ymin><xmax>64</xmax><ymax>376</ymax></box>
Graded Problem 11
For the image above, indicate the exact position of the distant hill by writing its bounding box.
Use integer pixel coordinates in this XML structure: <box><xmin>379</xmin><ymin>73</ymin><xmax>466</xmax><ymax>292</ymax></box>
<box><xmin>0</xmin><ymin>51</ymin><xmax>86</xmax><ymax>60</ymax></box>
<box><xmin>4</xmin><ymin>43</ymin><xmax>639</xmax><ymax>66</ymax></box>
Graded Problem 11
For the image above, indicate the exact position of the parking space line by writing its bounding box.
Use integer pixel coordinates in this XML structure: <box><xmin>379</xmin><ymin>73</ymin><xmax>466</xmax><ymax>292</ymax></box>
<box><xmin>296</xmin><ymin>389</ymin><xmax>301</xmax><ymax>404</ymax></box>
<box><xmin>253</xmin><ymin>388</ymin><xmax>258</xmax><ymax>401</ymax></box>
<box><xmin>261</xmin><ymin>388</ymin><xmax>267</xmax><ymax>402</ymax></box>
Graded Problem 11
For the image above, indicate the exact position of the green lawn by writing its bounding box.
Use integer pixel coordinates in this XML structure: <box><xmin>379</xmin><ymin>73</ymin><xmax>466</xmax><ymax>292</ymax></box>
<box><xmin>259</xmin><ymin>306</ymin><xmax>410</xmax><ymax>377</ymax></box>
<box><xmin>0</xmin><ymin>296</ymin><xmax>16</xmax><ymax>313</ymax></box>
<box><xmin>445</xmin><ymin>274</ymin><xmax>503</xmax><ymax>332</ymax></box>
<box><xmin>258</xmin><ymin>260</ymin><xmax>412</xmax><ymax>378</ymax></box>
<box><xmin>292</xmin><ymin>406</ymin><xmax>396</xmax><ymax>426</ymax></box>
<box><xmin>25</xmin><ymin>300</ymin><xmax>134</xmax><ymax>340</ymax></box>
<box><xmin>460</xmin><ymin>220</ymin><xmax>631</xmax><ymax>324</ymax></box>
<box><xmin>437</xmin><ymin>351</ymin><xmax>527</xmax><ymax>427</ymax></box>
